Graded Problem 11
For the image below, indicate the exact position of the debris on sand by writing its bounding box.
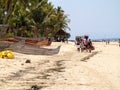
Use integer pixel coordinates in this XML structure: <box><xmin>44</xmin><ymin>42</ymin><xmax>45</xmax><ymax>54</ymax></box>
<box><xmin>25</xmin><ymin>59</ymin><xmax>31</xmax><ymax>63</ymax></box>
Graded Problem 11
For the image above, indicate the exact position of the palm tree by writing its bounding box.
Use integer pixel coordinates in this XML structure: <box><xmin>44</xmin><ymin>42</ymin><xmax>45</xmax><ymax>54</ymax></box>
<box><xmin>0</xmin><ymin>0</ymin><xmax>16</xmax><ymax>38</ymax></box>
<box><xmin>0</xmin><ymin>0</ymin><xmax>29</xmax><ymax>38</ymax></box>
<box><xmin>47</xmin><ymin>6</ymin><xmax>70</xmax><ymax>37</ymax></box>
<box><xmin>0</xmin><ymin>0</ymin><xmax>70</xmax><ymax>39</ymax></box>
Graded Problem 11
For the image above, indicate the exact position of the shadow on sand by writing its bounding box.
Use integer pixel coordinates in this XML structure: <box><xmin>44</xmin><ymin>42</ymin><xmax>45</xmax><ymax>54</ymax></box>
<box><xmin>7</xmin><ymin>43</ymin><xmax>61</xmax><ymax>55</ymax></box>
<box><xmin>81</xmin><ymin>51</ymin><xmax>101</xmax><ymax>62</ymax></box>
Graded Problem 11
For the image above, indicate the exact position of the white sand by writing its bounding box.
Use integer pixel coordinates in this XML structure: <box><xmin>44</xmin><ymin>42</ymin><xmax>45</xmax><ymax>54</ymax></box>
<box><xmin>0</xmin><ymin>41</ymin><xmax>120</xmax><ymax>90</ymax></box>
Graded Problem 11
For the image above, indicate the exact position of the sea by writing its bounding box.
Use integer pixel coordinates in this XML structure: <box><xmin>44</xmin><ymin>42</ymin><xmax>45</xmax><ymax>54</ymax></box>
<box><xmin>69</xmin><ymin>38</ymin><xmax>120</xmax><ymax>42</ymax></box>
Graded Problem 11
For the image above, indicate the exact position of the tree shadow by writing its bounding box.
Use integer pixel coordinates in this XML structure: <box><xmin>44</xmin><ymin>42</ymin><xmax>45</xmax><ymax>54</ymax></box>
<box><xmin>81</xmin><ymin>51</ymin><xmax>101</xmax><ymax>62</ymax></box>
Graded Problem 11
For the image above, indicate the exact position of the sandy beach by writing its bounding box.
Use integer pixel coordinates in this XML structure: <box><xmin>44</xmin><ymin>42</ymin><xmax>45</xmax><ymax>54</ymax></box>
<box><xmin>0</xmin><ymin>41</ymin><xmax>120</xmax><ymax>90</ymax></box>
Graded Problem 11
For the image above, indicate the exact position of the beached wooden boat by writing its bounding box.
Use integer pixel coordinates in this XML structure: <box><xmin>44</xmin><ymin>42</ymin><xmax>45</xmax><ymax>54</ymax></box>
<box><xmin>1</xmin><ymin>37</ymin><xmax>52</xmax><ymax>47</ymax></box>
<box><xmin>1</xmin><ymin>38</ymin><xmax>19</xmax><ymax>43</ymax></box>
<box><xmin>25</xmin><ymin>39</ymin><xmax>52</xmax><ymax>47</ymax></box>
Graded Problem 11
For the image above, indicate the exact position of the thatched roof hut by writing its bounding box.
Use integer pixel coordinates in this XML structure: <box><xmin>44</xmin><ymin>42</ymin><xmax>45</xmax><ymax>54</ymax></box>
<box><xmin>55</xmin><ymin>29</ymin><xmax>70</xmax><ymax>38</ymax></box>
<box><xmin>54</xmin><ymin>29</ymin><xmax>70</xmax><ymax>42</ymax></box>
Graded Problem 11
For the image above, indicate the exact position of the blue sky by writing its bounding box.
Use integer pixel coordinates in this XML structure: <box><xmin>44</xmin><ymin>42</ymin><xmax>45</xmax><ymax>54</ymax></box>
<box><xmin>48</xmin><ymin>0</ymin><xmax>120</xmax><ymax>40</ymax></box>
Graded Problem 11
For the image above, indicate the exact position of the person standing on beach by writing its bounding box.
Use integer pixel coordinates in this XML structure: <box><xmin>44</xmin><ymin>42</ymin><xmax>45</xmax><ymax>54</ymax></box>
<box><xmin>75</xmin><ymin>37</ymin><xmax>80</xmax><ymax>51</ymax></box>
<box><xmin>118</xmin><ymin>39</ymin><xmax>120</xmax><ymax>47</ymax></box>
<box><xmin>83</xmin><ymin>35</ymin><xmax>89</xmax><ymax>49</ymax></box>
<box><xmin>79</xmin><ymin>37</ymin><xmax>85</xmax><ymax>52</ymax></box>
<box><xmin>83</xmin><ymin>35</ymin><xmax>94</xmax><ymax>52</ymax></box>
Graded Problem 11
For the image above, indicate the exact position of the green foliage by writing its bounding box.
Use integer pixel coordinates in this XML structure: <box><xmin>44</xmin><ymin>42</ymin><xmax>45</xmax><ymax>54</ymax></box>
<box><xmin>0</xmin><ymin>0</ymin><xmax>70</xmax><ymax>38</ymax></box>
<box><xmin>6</xmin><ymin>32</ymin><xmax>14</xmax><ymax>37</ymax></box>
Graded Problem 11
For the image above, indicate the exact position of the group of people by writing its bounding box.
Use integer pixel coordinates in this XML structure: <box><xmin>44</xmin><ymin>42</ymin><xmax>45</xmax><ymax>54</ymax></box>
<box><xmin>75</xmin><ymin>35</ymin><xmax>94</xmax><ymax>53</ymax></box>
<box><xmin>54</xmin><ymin>37</ymin><xmax>68</xmax><ymax>43</ymax></box>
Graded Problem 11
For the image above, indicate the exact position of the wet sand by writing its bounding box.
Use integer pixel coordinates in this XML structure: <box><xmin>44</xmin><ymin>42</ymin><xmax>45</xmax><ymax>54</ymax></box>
<box><xmin>0</xmin><ymin>42</ymin><xmax>120</xmax><ymax>90</ymax></box>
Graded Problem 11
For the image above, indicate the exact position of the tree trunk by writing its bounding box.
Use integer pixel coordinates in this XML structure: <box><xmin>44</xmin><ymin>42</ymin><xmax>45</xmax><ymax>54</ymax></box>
<box><xmin>0</xmin><ymin>25</ymin><xmax>9</xmax><ymax>38</ymax></box>
<box><xmin>13</xmin><ymin>28</ymin><xmax>17</xmax><ymax>37</ymax></box>
<box><xmin>33</xmin><ymin>27</ymin><xmax>39</xmax><ymax>39</ymax></box>
<box><xmin>0</xmin><ymin>0</ymin><xmax>17</xmax><ymax>38</ymax></box>
<box><xmin>4</xmin><ymin>0</ymin><xmax>17</xmax><ymax>24</ymax></box>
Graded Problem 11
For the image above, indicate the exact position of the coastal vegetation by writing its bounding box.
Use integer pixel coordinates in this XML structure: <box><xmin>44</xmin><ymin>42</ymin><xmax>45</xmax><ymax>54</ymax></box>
<box><xmin>0</xmin><ymin>0</ymin><xmax>70</xmax><ymax>39</ymax></box>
